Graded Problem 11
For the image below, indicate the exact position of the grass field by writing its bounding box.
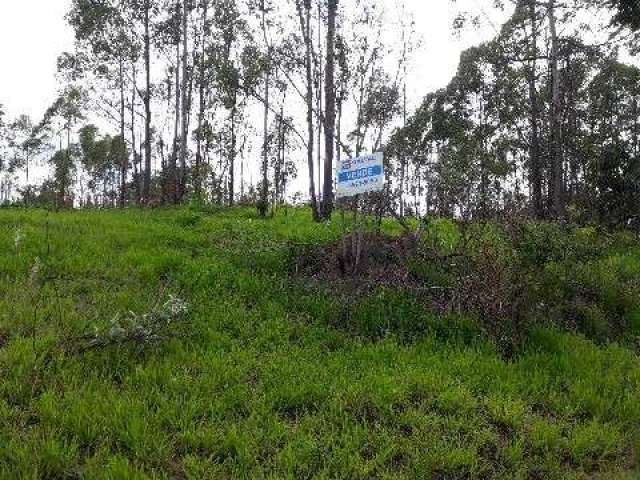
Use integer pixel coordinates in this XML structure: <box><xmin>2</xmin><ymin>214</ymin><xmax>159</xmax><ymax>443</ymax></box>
<box><xmin>0</xmin><ymin>207</ymin><xmax>639</xmax><ymax>479</ymax></box>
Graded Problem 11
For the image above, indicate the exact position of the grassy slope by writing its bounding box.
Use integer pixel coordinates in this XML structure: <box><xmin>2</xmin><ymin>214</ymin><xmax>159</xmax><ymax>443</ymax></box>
<box><xmin>0</xmin><ymin>207</ymin><xmax>638</xmax><ymax>479</ymax></box>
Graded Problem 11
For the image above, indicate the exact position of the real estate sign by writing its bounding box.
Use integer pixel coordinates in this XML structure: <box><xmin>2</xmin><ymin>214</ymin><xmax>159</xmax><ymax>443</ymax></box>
<box><xmin>336</xmin><ymin>152</ymin><xmax>385</xmax><ymax>199</ymax></box>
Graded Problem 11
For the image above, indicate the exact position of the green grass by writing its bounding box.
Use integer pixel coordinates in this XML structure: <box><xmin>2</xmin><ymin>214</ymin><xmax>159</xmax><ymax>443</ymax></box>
<box><xmin>0</xmin><ymin>206</ymin><xmax>638</xmax><ymax>479</ymax></box>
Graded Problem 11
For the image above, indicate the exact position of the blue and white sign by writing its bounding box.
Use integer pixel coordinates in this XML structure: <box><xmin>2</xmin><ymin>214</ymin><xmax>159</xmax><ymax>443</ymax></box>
<box><xmin>336</xmin><ymin>152</ymin><xmax>385</xmax><ymax>199</ymax></box>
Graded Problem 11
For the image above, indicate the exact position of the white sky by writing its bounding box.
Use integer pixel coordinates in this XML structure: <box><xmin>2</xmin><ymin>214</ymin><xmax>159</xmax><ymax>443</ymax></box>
<box><xmin>0</xmin><ymin>0</ymin><xmax>504</xmax><ymax>122</ymax></box>
<box><xmin>0</xmin><ymin>0</ymin><xmax>74</xmax><ymax>119</ymax></box>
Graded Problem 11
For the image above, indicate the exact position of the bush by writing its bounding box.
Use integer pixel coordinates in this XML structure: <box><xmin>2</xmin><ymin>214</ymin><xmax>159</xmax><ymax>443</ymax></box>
<box><xmin>68</xmin><ymin>295</ymin><xmax>190</xmax><ymax>353</ymax></box>
<box><xmin>514</xmin><ymin>222</ymin><xmax>607</xmax><ymax>267</ymax></box>
<box><xmin>415</xmin><ymin>220</ymin><xmax>640</xmax><ymax>352</ymax></box>
<box><xmin>176</xmin><ymin>211</ymin><xmax>203</xmax><ymax>228</ymax></box>
<box><xmin>423</xmin><ymin>218</ymin><xmax>462</xmax><ymax>256</ymax></box>
<box><xmin>455</xmin><ymin>226</ymin><xmax>533</xmax><ymax>357</ymax></box>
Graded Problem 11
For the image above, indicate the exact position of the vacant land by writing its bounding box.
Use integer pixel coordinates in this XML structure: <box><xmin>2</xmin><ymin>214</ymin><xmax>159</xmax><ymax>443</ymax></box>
<box><xmin>0</xmin><ymin>207</ymin><xmax>639</xmax><ymax>479</ymax></box>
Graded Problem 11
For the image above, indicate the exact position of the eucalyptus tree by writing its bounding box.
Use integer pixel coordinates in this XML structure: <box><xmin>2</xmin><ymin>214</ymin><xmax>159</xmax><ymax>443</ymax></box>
<box><xmin>154</xmin><ymin>0</ymin><xmax>183</xmax><ymax>203</ymax></box>
<box><xmin>193</xmin><ymin>0</ymin><xmax>213</xmax><ymax>199</ymax></box>
<box><xmin>212</xmin><ymin>0</ymin><xmax>247</xmax><ymax>206</ymax></box>
<box><xmin>79</xmin><ymin>124</ymin><xmax>125</xmax><ymax>206</ymax></box>
<box><xmin>67</xmin><ymin>0</ymin><xmax>138</xmax><ymax>206</ymax></box>
<box><xmin>386</xmin><ymin>0</ymin><xmax>640</xmax><ymax>223</ymax></box>
<box><xmin>293</xmin><ymin>0</ymin><xmax>320</xmax><ymax>220</ymax></box>
<box><xmin>137</xmin><ymin>0</ymin><xmax>154</xmax><ymax>202</ymax></box>
<box><xmin>321</xmin><ymin>0</ymin><xmax>339</xmax><ymax>218</ymax></box>
<box><xmin>35</xmin><ymin>86</ymin><xmax>87</xmax><ymax>208</ymax></box>
<box><xmin>7</xmin><ymin>115</ymin><xmax>47</xmax><ymax>205</ymax></box>
<box><xmin>583</xmin><ymin>60</ymin><xmax>640</xmax><ymax>226</ymax></box>
<box><xmin>0</xmin><ymin>105</ymin><xmax>6</xmax><ymax>167</ymax></box>
<box><xmin>269</xmin><ymin>112</ymin><xmax>298</xmax><ymax>207</ymax></box>
<box><xmin>179</xmin><ymin>0</ymin><xmax>190</xmax><ymax>200</ymax></box>
<box><xmin>0</xmin><ymin>106</ymin><xmax>9</xmax><ymax>197</ymax></box>
<box><xmin>342</xmin><ymin>1</ymin><xmax>401</xmax><ymax>157</ymax></box>
<box><xmin>250</xmin><ymin>0</ymin><xmax>277</xmax><ymax>217</ymax></box>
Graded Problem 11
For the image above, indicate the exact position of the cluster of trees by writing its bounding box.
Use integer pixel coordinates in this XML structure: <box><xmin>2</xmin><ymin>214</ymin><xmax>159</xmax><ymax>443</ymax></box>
<box><xmin>1</xmin><ymin>0</ymin><xmax>413</xmax><ymax>218</ymax></box>
<box><xmin>387</xmin><ymin>0</ymin><xmax>640</xmax><ymax>227</ymax></box>
<box><xmin>0</xmin><ymin>0</ymin><xmax>638</xmax><ymax>228</ymax></box>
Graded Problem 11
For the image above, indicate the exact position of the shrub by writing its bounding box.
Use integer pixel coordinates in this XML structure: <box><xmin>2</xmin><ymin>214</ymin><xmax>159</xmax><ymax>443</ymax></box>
<box><xmin>423</xmin><ymin>218</ymin><xmax>462</xmax><ymax>257</ymax></box>
<box><xmin>176</xmin><ymin>211</ymin><xmax>203</xmax><ymax>228</ymax></box>
<box><xmin>454</xmin><ymin>228</ymin><xmax>533</xmax><ymax>358</ymax></box>
<box><xmin>68</xmin><ymin>295</ymin><xmax>189</xmax><ymax>352</ymax></box>
<box><xmin>514</xmin><ymin>222</ymin><xmax>607</xmax><ymax>267</ymax></box>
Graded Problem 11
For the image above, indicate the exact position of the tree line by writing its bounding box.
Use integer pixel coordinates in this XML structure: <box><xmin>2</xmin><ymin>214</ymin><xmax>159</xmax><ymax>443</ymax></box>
<box><xmin>386</xmin><ymin>0</ymin><xmax>640</xmax><ymax>227</ymax></box>
<box><xmin>1</xmin><ymin>0</ymin><xmax>411</xmax><ymax>219</ymax></box>
<box><xmin>0</xmin><ymin>0</ymin><xmax>638</xmax><ymax>227</ymax></box>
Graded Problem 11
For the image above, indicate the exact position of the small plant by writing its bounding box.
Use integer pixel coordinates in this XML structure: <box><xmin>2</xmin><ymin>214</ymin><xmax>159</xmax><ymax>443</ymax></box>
<box><xmin>70</xmin><ymin>295</ymin><xmax>189</xmax><ymax>352</ymax></box>
<box><xmin>14</xmin><ymin>227</ymin><xmax>24</xmax><ymax>251</ymax></box>
<box><xmin>27</xmin><ymin>256</ymin><xmax>43</xmax><ymax>349</ymax></box>
<box><xmin>176</xmin><ymin>211</ymin><xmax>203</xmax><ymax>228</ymax></box>
<box><xmin>424</xmin><ymin>218</ymin><xmax>462</xmax><ymax>257</ymax></box>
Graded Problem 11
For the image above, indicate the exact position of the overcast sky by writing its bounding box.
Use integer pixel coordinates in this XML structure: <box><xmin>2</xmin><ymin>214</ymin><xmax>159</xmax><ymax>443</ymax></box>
<box><xmin>0</xmin><ymin>0</ymin><xmax>506</xmax><ymax>122</ymax></box>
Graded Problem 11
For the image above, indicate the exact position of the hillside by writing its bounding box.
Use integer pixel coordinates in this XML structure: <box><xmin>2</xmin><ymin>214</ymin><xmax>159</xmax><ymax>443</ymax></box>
<box><xmin>0</xmin><ymin>207</ymin><xmax>639</xmax><ymax>479</ymax></box>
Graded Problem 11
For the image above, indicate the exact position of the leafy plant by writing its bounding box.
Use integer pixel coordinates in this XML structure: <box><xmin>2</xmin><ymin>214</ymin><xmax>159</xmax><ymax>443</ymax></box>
<box><xmin>69</xmin><ymin>295</ymin><xmax>189</xmax><ymax>352</ymax></box>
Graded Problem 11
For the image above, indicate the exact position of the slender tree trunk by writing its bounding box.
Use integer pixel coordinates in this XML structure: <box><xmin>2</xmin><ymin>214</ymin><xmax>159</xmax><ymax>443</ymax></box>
<box><xmin>170</xmin><ymin>23</ymin><xmax>181</xmax><ymax>204</ymax></box>
<box><xmin>275</xmin><ymin>102</ymin><xmax>284</xmax><ymax>207</ymax></box>
<box><xmin>195</xmin><ymin>0</ymin><xmax>208</xmax><ymax>199</ymax></box>
<box><xmin>316</xmin><ymin>1</ymin><xmax>323</xmax><ymax>210</ymax></box>
<box><xmin>258</xmin><ymin>0</ymin><xmax>271</xmax><ymax>217</ymax></box>
<box><xmin>64</xmin><ymin>127</ymin><xmax>71</xmax><ymax>208</ymax></box>
<box><xmin>131</xmin><ymin>70</ymin><xmax>141</xmax><ymax>205</ymax></box>
<box><xmin>119</xmin><ymin>56</ymin><xmax>127</xmax><ymax>208</ymax></box>
<box><xmin>548</xmin><ymin>0</ymin><xmax>564</xmax><ymax>218</ymax></box>
<box><xmin>143</xmin><ymin>0</ymin><xmax>152</xmax><ymax>204</ymax></box>
<box><xmin>322</xmin><ymin>0</ymin><xmax>338</xmax><ymax>219</ymax></box>
<box><xmin>296</xmin><ymin>0</ymin><xmax>319</xmax><ymax>221</ymax></box>
<box><xmin>259</xmin><ymin>71</ymin><xmax>270</xmax><ymax>217</ymax></box>
<box><xmin>179</xmin><ymin>0</ymin><xmax>189</xmax><ymax>201</ymax></box>
<box><xmin>527</xmin><ymin>0</ymin><xmax>543</xmax><ymax>218</ymax></box>
<box><xmin>229</xmin><ymin>97</ymin><xmax>236</xmax><ymax>206</ymax></box>
<box><xmin>399</xmin><ymin>81</ymin><xmax>407</xmax><ymax>217</ymax></box>
<box><xmin>479</xmin><ymin>90</ymin><xmax>489</xmax><ymax>219</ymax></box>
<box><xmin>25</xmin><ymin>152</ymin><xmax>29</xmax><ymax>206</ymax></box>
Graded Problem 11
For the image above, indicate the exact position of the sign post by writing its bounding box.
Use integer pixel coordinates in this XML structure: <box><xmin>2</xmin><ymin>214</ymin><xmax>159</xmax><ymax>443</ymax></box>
<box><xmin>336</xmin><ymin>152</ymin><xmax>385</xmax><ymax>273</ymax></box>
<box><xmin>336</xmin><ymin>152</ymin><xmax>385</xmax><ymax>199</ymax></box>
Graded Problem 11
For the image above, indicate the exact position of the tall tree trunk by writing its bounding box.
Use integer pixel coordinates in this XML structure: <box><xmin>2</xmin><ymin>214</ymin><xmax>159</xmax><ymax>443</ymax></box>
<box><xmin>65</xmin><ymin>127</ymin><xmax>72</xmax><ymax>208</ymax></box>
<box><xmin>179</xmin><ymin>0</ymin><xmax>189</xmax><ymax>201</ymax></box>
<box><xmin>25</xmin><ymin>151</ymin><xmax>29</xmax><ymax>206</ymax></box>
<box><xmin>548</xmin><ymin>0</ymin><xmax>564</xmax><ymax>218</ymax></box>
<box><xmin>119</xmin><ymin>56</ymin><xmax>127</xmax><ymax>208</ymax></box>
<box><xmin>259</xmin><ymin>71</ymin><xmax>270</xmax><ymax>217</ymax></box>
<box><xmin>171</xmin><ymin>34</ymin><xmax>181</xmax><ymax>204</ymax></box>
<box><xmin>296</xmin><ymin>0</ymin><xmax>319</xmax><ymax>221</ymax></box>
<box><xmin>130</xmin><ymin>68</ymin><xmax>141</xmax><ymax>205</ymax></box>
<box><xmin>399</xmin><ymin>80</ymin><xmax>407</xmax><ymax>218</ymax></box>
<box><xmin>258</xmin><ymin>0</ymin><xmax>271</xmax><ymax>217</ymax></box>
<box><xmin>527</xmin><ymin>0</ymin><xmax>543</xmax><ymax>218</ymax></box>
<box><xmin>316</xmin><ymin>1</ymin><xmax>323</xmax><ymax>211</ymax></box>
<box><xmin>143</xmin><ymin>0</ymin><xmax>152</xmax><ymax>204</ymax></box>
<box><xmin>195</xmin><ymin>0</ymin><xmax>208</xmax><ymax>199</ymax></box>
<box><xmin>322</xmin><ymin>0</ymin><xmax>338</xmax><ymax>219</ymax></box>
<box><xmin>228</xmin><ymin>97</ymin><xmax>236</xmax><ymax>206</ymax></box>
<box><xmin>479</xmin><ymin>90</ymin><xmax>489</xmax><ymax>219</ymax></box>
<box><xmin>275</xmin><ymin>102</ymin><xmax>284</xmax><ymax>206</ymax></box>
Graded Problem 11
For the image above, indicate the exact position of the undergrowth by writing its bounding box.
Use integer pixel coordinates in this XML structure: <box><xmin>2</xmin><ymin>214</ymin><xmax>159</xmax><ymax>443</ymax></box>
<box><xmin>0</xmin><ymin>206</ymin><xmax>638</xmax><ymax>479</ymax></box>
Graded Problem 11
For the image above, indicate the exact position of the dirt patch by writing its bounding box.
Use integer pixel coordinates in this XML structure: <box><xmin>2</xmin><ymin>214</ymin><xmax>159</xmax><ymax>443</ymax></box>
<box><xmin>290</xmin><ymin>232</ymin><xmax>423</xmax><ymax>295</ymax></box>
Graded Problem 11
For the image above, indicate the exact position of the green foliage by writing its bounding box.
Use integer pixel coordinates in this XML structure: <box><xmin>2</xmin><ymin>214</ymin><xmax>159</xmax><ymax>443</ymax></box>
<box><xmin>410</xmin><ymin>219</ymin><xmax>640</xmax><ymax>353</ymax></box>
<box><xmin>424</xmin><ymin>217</ymin><xmax>462</xmax><ymax>256</ymax></box>
<box><xmin>0</xmin><ymin>208</ymin><xmax>638</xmax><ymax>479</ymax></box>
